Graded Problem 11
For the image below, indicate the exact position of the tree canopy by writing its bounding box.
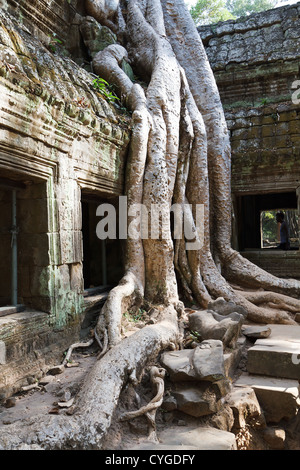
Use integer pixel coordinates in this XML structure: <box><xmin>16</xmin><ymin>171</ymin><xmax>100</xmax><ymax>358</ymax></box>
<box><xmin>189</xmin><ymin>0</ymin><xmax>278</xmax><ymax>25</ymax></box>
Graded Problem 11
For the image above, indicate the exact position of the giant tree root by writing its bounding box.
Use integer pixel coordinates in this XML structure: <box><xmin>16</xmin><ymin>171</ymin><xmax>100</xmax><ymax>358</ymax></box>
<box><xmin>120</xmin><ymin>366</ymin><xmax>166</xmax><ymax>441</ymax></box>
<box><xmin>0</xmin><ymin>307</ymin><xmax>178</xmax><ymax>450</ymax></box>
<box><xmin>237</xmin><ymin>290</ymin><xmax>300</xmax><ymax>312</ymax></box>
<box><xmin>63</xmin><ymin>338</ymin><xmax>95</xmax><ymax>366</ymax></box>
<box><xmin>222</xmin><ymin>250</ymin><xmax>300</xmax><ymax>300</ymax></box>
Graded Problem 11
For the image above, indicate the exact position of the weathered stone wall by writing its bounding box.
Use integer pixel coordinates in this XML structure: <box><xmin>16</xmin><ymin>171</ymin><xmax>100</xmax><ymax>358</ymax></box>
<box><xmin>4</xmin><ymin>0</ymin><xmax>81</xmax><ymax>43</ymax></box>
<box><xmin>198</xmin><ymin>3</ymin><xmax>300</xmax><ymax>278</ymax></box>
<box><xmin>3</xmin><ymin>0</ymin><xmax>90</xmax><ymax>66</ymax></box>
<box><xmin>198</xmin><ymin>2</ymin><xmax>300</xmax><ymax>196</ymax></box>
<box><xmin>0</xmin><ymin>6</ymin><xmax>130</xmax><ymax>396</ymax></box>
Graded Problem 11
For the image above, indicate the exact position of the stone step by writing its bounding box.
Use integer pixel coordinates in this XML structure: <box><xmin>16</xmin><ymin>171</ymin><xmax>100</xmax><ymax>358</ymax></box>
<box><xmin>133</xmin><ymin>426</ymin><xmax>237</xmax><ymax>450</ymax></box>
<box><xmin>0</xmin><ymin>305</ymin><xmax>25</xmax><ymax>318</ymax></box>
<box><xmin>234</xmin><ymin>372</ymin><xmax>300</xmax><ymax>423</ymax></box>
<box><xmin>246</xmin><ymin>324</ymin><xmax>300</xmax><ymax>380</ymax></box>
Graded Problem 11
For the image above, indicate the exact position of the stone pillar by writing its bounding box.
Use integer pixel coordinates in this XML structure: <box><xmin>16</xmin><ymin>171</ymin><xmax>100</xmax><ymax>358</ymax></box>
<box><xmin>50</xmin><ymin>157</ymin><xmax>84</xmax><ymax>329</ymax></box>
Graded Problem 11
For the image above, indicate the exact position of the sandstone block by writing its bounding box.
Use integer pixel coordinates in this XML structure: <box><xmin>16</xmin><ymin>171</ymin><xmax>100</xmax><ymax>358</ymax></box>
<box><xmin>226</xmin><ymin>385</ymin><xmax>266</xmax><ymax>430</ymax></box>
<box><xmin>189</xmin><ymin>308</ymin><xmax>244</xmax><ymax>348</ymax></box>
<box><xmin>242</xmin><ymin>325</ymin><xmax>271</xmax><ymax>339</ymax></box>
<box><xmin>161</xmin><ymin>340</ymin><xmax>225</xmax><ymax>382</ymax></box>
<box><xmin>207</xmin><ymin>297</ymin><xmax>247</xmax><ymax>317</ymax></box>
<box><xmin>235</xmin><ymin>373</ymin><xmax>300</xmax><ymax>423</ymax></box>
<box><xmin>247</xmin><ymin>325</ymin><xmax>300</xmax><ymax>380</ymax></box>
<box><xmin>172</xmin><ymin>381</ymin><xmax>221</xmax><ymax>418</ymax></box>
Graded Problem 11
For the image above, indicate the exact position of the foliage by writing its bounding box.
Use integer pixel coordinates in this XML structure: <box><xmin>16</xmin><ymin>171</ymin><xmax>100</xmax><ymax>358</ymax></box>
<box><xmin>261</xmin><ymin>210</ymin><xmax>277</xmax><ymax>243</ymax></box>
<box><xmin>123</xmin><ymin>308</ymin><xmax>147</xmax><ymax>323</ymax></box>
<box><xmin>48</xmin><ymin>33</ymin><xmax>63</xmax><ymax>53</ymax></box>
<box><xmin>92</xmin><ymin>77</ymin><xmax>120</xmax><ymax>103</ymax></box>
<box><xmin>226</xmin><ymin>0</ymin><xmax>277</xmax><ymax>17</ymax></box>
<box><xmin>189</xmin><ymin>0</ymin><xmax>277</xmax><ymax>26</ymax></box>
<box><xmin>190</xmin><ymin>0</ymin><xmax>235</xmax><ymax>26</ymax></box>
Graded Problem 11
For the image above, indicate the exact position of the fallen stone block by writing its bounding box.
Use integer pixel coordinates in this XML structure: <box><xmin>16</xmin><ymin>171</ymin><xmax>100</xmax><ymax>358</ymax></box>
<box><xmin>192</xmin><ymin>340</ymin><xmax>226</xmax><ymax>381</ymax></box>
<box><xmin>161</xmin><ymin>340</ymin><xmax>225</xmax><ymax>382</ymax></box>
<box><xmin>247</xmin><ymin>325</ymin><xmax>300</xmax><ymax>380</ymax></box>
<box><xmin>171</xmin><ymin>381</ymin><xmax>221</xmax><ymax>417</ymax></box>
<box><xmin>207</xmin><ymin>297</ymin><xmax>247</xmax><ymax>317</ymax></box>
<box><xmin>234</xmin><ymin>373</ymin><xmax>300</xmax><ymax>423</ymax></box>
<box><xmin>188</xmin><ymin>309</ymin><xmax>244</xmax><ymax>348</ymax></box>
<box><xmin>242</xmin><ymin>325</ymin><xmax>271</xmax><ymax>339</ymax></box>
<box><xmin>226</xmin><ymin>385</ymin><xmax>266</xmax><ymax>430</ymax></box>
<box><xmin>161</xmin><ymin>349</ymin><xmax>196</xmax><ymax>382</ymax></box>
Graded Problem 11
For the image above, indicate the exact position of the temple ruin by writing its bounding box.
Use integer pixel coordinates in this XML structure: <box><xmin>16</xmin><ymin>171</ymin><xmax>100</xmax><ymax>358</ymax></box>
<box><xmin>0</xmin><ymin>0</ymin><xmax>299</xmax><ymax>407</ymax></box>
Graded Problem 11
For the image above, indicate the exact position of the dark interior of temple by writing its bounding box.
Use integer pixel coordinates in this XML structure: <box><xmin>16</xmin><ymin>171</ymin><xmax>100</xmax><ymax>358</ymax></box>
<box><xmin>235</xmin><ymin>191</ymin><xmax>298</xmax><ymax>250</ymax></box>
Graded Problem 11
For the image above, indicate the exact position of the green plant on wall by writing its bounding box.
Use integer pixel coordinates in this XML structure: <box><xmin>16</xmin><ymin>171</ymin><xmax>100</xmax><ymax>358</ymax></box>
<box><xmin>92</xmin><ymin>77</ymin><xmax>120</xmax><ymax>104</ymax></box>
<box><xmin>48</xmin><ymin>33</ymin><xmax>64</xmax><ymax>53</ymax></box>
<box><xmin>260</xmin><ymin>97</ymin><xmax>269</xmax><ymax>106</ymax></box>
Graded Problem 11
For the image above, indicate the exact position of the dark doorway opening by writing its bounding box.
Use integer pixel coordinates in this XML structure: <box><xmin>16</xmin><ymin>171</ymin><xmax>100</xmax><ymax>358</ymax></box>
<box><xmin>236</xmin><ymin>192</ymin><xmax>298</xmax><ymax>250</ymax></box>
<box><xmin>81</xmin><ymin>193</ymin><xmax>124</xmax><ymax>293</ymax></box>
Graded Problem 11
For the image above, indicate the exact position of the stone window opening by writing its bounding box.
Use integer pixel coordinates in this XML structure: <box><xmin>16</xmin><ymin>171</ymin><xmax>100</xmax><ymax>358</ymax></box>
<box><xmin>81</xmin><ymin>192</ymin><xmax>124</xmax><ymax>296</ymax></box>
<box><xmin>0</xmin><ymin>175</ymin><xmax>50</xmax><ymax>317</ymax></box>
<box><xmin>0</xmin><ymin>177</ymin><xmax>26</xmax><ymax>316</ymax></box>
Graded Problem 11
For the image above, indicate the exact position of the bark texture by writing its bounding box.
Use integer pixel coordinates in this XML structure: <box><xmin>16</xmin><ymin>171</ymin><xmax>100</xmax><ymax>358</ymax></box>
<box><xmin>1</xmin><ymin>0</ymin><xmax>300</xmax><ymax>450</ymax></box>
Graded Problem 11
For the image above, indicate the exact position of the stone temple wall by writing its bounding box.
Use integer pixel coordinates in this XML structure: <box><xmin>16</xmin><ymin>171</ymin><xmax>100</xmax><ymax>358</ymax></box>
<box><xmin>0</xmin><ymin>4</ymin><xmax>130</xmax><ymax>397</ymax></box>
<box><xmin>198</xmin><ymin>3</ymin><xmax>300</xmax><ymax>277</ymax></box>
<box><xmin>198</xmin><ymin>2</ymin><xmax>300</xmax><ymax>195</ymax></box>
<box><xmin>4</xmin><ymin>0</ymin><xmax>80</xmax><ymax>43</ymax></box>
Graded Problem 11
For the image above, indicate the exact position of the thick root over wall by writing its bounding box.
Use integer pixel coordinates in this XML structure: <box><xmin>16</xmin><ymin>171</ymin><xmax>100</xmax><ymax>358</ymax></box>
<box><xmin>1</xmin><ymin>0</ymin><xmax>300</xmax><ymax>450</ymax></box>
<box><xmin>0</xmin><ymin>309</ymin><xmax>179</xmax><ymax>449</ymax></box>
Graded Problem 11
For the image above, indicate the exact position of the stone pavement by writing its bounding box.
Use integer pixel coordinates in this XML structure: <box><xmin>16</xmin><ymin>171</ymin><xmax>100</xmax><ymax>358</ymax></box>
<box><xmin>133</xmin><ymin>426</ymin><xmax>237</xmax><ymax>450</ymax></box>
